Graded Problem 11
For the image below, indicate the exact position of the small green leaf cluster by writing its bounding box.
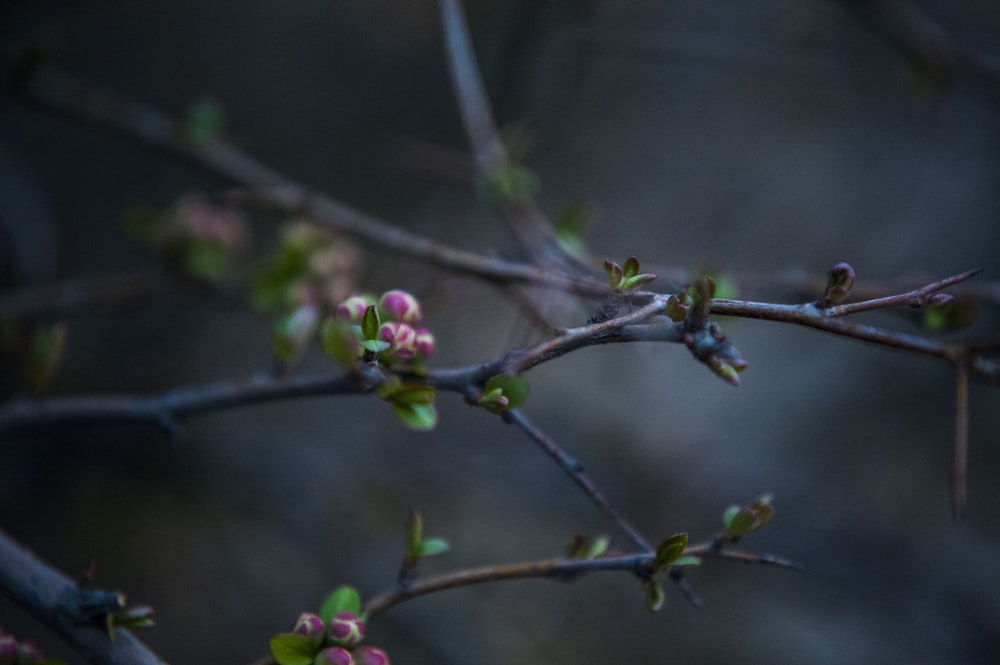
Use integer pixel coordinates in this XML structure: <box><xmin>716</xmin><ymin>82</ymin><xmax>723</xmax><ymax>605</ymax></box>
<box><xmin>400</xmin><ymin>510</ymin><xmax>450</xmax><ymax>583</ymax></box>
<box><xmin>603</xmin><ymin>256</ymin><xmax>656</xmax><ymax>293</ymax></box>
<box><xmin>477</xmin><ymin>162</ymin><xmax>540</xmax><ymax>205</ymax></box>
<box><xmin>130</xmin><ymin>196</ymin><xmax>250</xmax><ymax>283</ymax></box>
<box><xmin>479</xmin><ymin>374</ymin><xmax>530</xmax><ymax>415</ymax></box>
<box><xmin>104</xmin><ymin>604</ymin><xmax>155</xmax><ymax>641</ymax></box>
<box><xmin>723</xmin><ymin>495</ymin><xmax>774</xmax><ymax>540</ymax></box>
<box><xmin>269</xmin><ymin>587</ymin><xmax>390</xmax><ymax>665</ymax></box>
<box><xmin>0</xmin><ymin>627</ymin><xmax>66</xmax><ymax>665</ymax></box>
<box><xmin>645</xmin><ymin>533</ymin><xmax>701</xmax><ymax>612</ymax></box>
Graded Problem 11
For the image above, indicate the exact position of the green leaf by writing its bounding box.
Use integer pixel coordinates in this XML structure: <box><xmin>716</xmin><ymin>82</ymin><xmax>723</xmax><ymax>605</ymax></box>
<box><xmin>670</xmin><ymin>555</ymin><xmax>702</xmax><ymax>567</ymax></box>
<box><xmin>361</xmin><ymin>305</ymin><xmax>381</xmax><ymax>340</ymax></box>
<box><xmin>319</xmin><ymin>586</ymin><xmax>363</xmax><ymax>623</ymax></box>
<box><xmin>622</xmin><ymin>256</ymin><xmax>641</xmax><ymax>279</ymax></box>
<box><xmin>392</xmin><ymin>401</ymin><xmax>438</xmax><ymax>431</ymax></box>
<box><xmin>321</xmin><ymin>318</ymin><xmax>361</xmax><ymax>367</ymax></box>
<box><xmin>620</xmin><ymin>273</ymin><xmax>656</xmax><ymax>292</ymax></box>
<box><xmin>724</xmin><ymin>506</ymin><xmax>759</xmax><ymax>538</ymax></box>
<box><xmin>417</xmin><ymin>537</ymin><xmax>450</xmax><ymax>557</ymax></box>
<box><xmin>655</xmin><ymin>532</ymin><xmax>689</xmax><ymax>569</ymax></box>
<box><xmin>360</xmin><ymin>338</ymin><xmax>391</xmax><ymax>353</ymax></box>
<box><xmin>484</xmin><ymin>374</ymin><xmax>530</xmax><ymax>410</ymax></box>
<box><xmin>269</xmin><ymin>633</ymin><xmax>318</xmax><ymax>665</ymax></box>
<box><xmin>603</xmin><ymin>259</ymin><xmax>623</xmax><ymax>289</ymax></box>
<box><xmin>645</xmin><ymin>580</ymin><xmax>665</xmax><ymax>613</ymax></box>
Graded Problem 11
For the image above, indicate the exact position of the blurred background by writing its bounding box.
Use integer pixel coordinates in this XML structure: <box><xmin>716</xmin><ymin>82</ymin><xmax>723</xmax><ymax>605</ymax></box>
<box><xmin>1</xmin><ymin>1</ymin><xmax>999</xmax><ymax>663</ymax></box>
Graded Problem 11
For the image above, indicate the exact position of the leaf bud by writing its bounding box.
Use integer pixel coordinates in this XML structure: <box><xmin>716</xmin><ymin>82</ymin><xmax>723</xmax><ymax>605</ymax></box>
<box><xmin>378</xmin><ymin>322</ymin><xmax>417</xmax><ymax>360</ymax></box>
<box><xmin>291</xmin><ymin>612</ymin><xmax>326</xmax><ymax>646</ymax></box>
<box><xmin>314</xmin><ymin>646</ymin><xmax>355</xmax><ymax>665</ymax></box>
<box><xmin>335</xmin><ymin>296</ymin><xmax>374</xmax><ymax>324</ymax></box>
<box><xmin>327</xmin><ymin>611</ymin><xmax>365</xmax><ymax>648</ymax></box>
<box><xmin>353</xmin><ymin>646</ymin><xmax>390</xmax><ymax>665</ymax></box>
<box><xmin>821</xmin><ymin>262</ymin><xmax>855</xmax><ymax>306</ymax></box>
<box><xmin>379</xmin><ymin>290</ymin><xmax>422</xmax><ymax>324</ymax></box>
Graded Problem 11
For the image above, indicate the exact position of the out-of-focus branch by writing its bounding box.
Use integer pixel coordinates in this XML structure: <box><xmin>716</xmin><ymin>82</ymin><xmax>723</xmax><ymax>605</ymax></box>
<box><xmin>437</xmin><ymin>0</ymin><xmax>584</xmax><ymax>270</ymax></box>
<box><xmin>838</xmin><ymin>0</ymin><xmax>1000</xmax><ymax>109</ymax></box>
<box><xmin>0</xmin><ymin>271</ymin><xmax>165</xmax><ymax>319</ymax></box>
<box><xmin>14</xmin><ymin>64</ymin><xmax>597</xmax><ymax>297</ymax></box>
<box><xmin>0</xmin><ymin>528</ymin><xmax>168</xmax><ymax>665</ymax></box>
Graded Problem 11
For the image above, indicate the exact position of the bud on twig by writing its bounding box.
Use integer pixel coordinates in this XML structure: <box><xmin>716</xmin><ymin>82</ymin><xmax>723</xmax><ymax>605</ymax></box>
<box><xmin>354</xmin><ymin>646</ymin><xmax>391</xmax><ymax>665</ymax></box>
<box><xmin>327</xmin><ymin>611</ymin><xmax>365</xmax><ymax>648</ymax></box>
<box><xmin>314</xmin><ymin>646</ymin><xmax>355</xmax><ymax>665</ymax></box>
<box><xmin>819</xmin><ymin>262</ymin><xmax>855</xmax><ymax>307</ymax></box>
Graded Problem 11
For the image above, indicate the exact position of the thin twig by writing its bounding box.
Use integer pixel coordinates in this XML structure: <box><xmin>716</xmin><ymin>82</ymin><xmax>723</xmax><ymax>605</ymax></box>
<box><xmin>503</xmin><ymin>409</ymin><xmax>653</xmax><ymax>553</ymax></box>
<box><xmin>0</xmin><ymin>528</ymin><xmax>168</xmax><ymax>665</ymax></box>
<box><xmin>823</xmin><ymin>268</ymin><xmax>982</xmax><ymax>316</ymax></box>
<box><xmin>362</xmin><ymin>540</ymin><xmax>800</xmax><ymax>618</ymax></box>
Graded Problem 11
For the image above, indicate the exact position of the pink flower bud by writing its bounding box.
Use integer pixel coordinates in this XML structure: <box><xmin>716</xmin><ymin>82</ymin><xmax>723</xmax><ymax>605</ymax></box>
<box><xmin>292</xmin><ymin>612</ymin><xmax>325</xmax><ymax>645</ymax></box>
<box><xmin>327</xmin><ymin>611</ymin><xmax>365</xmax><ymax>648</ymax></box>
<box><xmin>378</xmin><ymin>290</ymin><xmax>422</xmax><ymax>324</ymax></box>
<box><xmin>336</xmin><ymin>296</ymin><xmax>373</xmax><ymax>323</ymax></box>
<box><xmin>378</xmin><ymin>322</ymin><xmax>417</xmax><ymax>360</ymax></box>
<box><xmin>314</xmin><ymin>646</ymin><xmax>354</xmax><ymax>665</ymax></box>
<box><xmin>413</xmin><ymin>328</ymin><xmax>435</xmax><ymax>358</ymax></box>
<box><xmin>354</xmin><ymin>646</ymin><xmax>390</xmax><ymax>665</ymax></box>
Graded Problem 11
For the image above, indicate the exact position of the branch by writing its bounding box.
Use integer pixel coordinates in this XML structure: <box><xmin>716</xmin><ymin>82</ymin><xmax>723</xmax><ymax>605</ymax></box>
<box><xmin>711</xmin><ymin>269</ymin><xmax>1000</xmax><ymax>383</ymax></box>
<box><xmin>362</xmin><ymin>542</ymin><xmax>801</xmax><ymax>619</ymax></box>
<box><xmin>437</xmin><ymin>0</ymin><xmax>583</xmax><ymax>270</ymax></box>
<box><xmin>503</xmin><ymin>409</ymin><xmax>653</xmax><ymax>553</ymax></box>
<box><xmin>838</xmin><ymin>0</ymin><xmax>1000</xmax><ymax>110</ymax></box>
<box><xmin>0</xmin><ymin>528</ymin><xmax>168</xmax><ymax>665</ymax></box>
<box><xmin>14</xmin><ymin>63</ymin><xmax>598</xmax><ymax>297</ymax></box>
<box><xmin>0</xmin><ymin>372</ymin><xmax>367</xmax><ymax>433</ymax></box>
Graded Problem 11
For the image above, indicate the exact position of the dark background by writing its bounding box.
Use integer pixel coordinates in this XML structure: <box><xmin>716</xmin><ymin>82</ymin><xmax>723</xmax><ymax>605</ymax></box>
<box><xmin>1</xmin><ymin>1</ymin><xmax>999</xmax><ymax>663</ymax></box>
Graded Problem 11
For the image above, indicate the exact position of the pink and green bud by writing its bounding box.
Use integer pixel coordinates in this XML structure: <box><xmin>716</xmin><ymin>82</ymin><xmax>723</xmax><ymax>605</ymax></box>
<box><xmin>413</xmin><ymin>328</ymin><xmax>435</xmax><ymax>358</ymax></box>
<box><xmin>336</xmin><ymin>296</ymin><xmax>373</xmax><ymax>323</ymax></box>
<box><xmin>314</xmin><ymin>646</ymin><xmax>354</xmax><ymax>665</ymax></box>
<box><xmin>353</xmin><ymin>646</ymin><xmax>390</xmax><ymax>665</ymax></box>
<box><xmin>379</xmin><ymin>290</ymin><xmax>422</xmax><ymax>324</ymax></box>
<box><xmin>378</xmin><ymin>322</ymin><xmax>417</xmax><ymax>360</ymax></box>
<box><xmin>327</xmin><ymin>611</ymin><xmax>365</xmax><ymax>648</ymax></box>
<box><xmin>291</xmin><ymin>612</ymin><xmax>326</xmax><ymax>645</ymax></box>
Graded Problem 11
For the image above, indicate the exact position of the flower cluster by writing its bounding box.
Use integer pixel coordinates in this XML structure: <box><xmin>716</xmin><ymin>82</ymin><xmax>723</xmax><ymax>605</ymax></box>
<box><xmin>331</xmin><ymin>290</ymin><xmax>435</xmax><ymax>365</ymax></box>
<box><xmin>0</xmin><ymin>628</ymin><xmax>57</xmax><ymax>665</ymax></box>
<box><xmin>271</xmin><ymin>608</ymin><xmax>390</xmax><ymax>665</ymax></box>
